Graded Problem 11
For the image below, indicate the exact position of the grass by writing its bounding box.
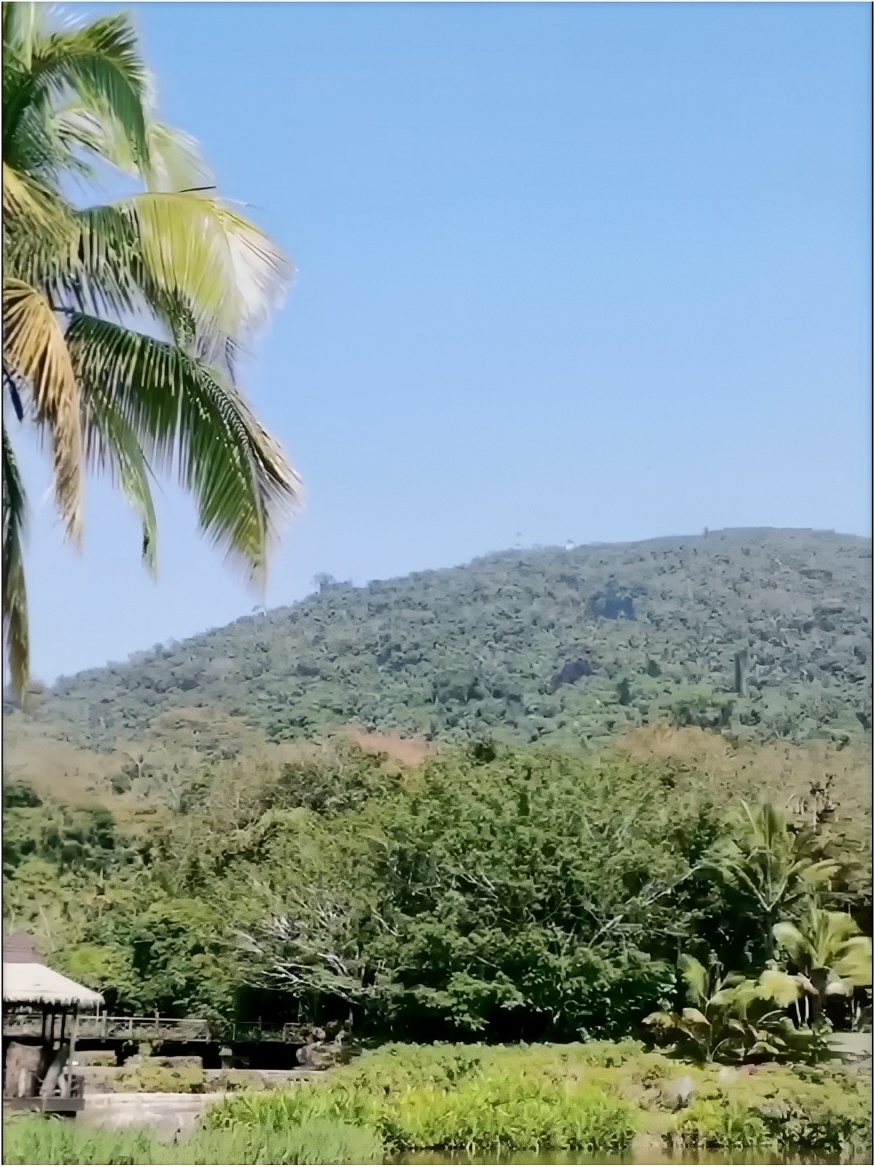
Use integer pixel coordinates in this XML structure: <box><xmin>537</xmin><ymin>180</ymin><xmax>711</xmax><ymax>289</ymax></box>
<box><xmin>206</xmin><ymin>1041</ymin><xmax>873</xmax><ymax>1156</ymax></box>
<box><xmin>1</xmin><ymin>1115</ymin><xmax>383</xmax><ymax>1165</ymax></box>
<box><xmin>8</xmin><ymin>1042</ymin><xmax>870</xmax><ymax>1163</ymax></box>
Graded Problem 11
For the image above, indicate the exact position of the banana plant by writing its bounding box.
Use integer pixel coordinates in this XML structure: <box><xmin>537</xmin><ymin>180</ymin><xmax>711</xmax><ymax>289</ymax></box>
<box><xmin>644</xmin><ymin>954</ymin><xmax>826</xmax><ymax>1064</ymax></box>
<box><xmin>773</xmin><ymin>906</ymin><xmax>873</xmax><ymax>1025</ymax></box>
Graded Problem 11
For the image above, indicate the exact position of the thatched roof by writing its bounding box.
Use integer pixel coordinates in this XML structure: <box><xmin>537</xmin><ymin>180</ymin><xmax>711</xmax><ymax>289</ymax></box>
<box><xmin>4</xmin><ymin>932</ymin><xmax>42</xmax><ymax>964</ymax></box>
<box><xmin>3</xmin><ymin>961</ymin><xmax>104</xmax><ymax>1009</ymax></box>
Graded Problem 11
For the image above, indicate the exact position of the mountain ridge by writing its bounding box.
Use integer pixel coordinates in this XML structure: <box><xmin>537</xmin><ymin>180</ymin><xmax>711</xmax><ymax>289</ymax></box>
<box><xmin>12</xmin><ymin>526</ymin><xmax>872</xmax><ymax>753</ymax></box>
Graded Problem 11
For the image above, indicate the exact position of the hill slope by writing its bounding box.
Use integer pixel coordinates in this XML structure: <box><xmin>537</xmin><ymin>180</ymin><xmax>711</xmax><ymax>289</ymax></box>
<box><xmin>17</xmin><ymin>527</ymin><xmax>871</xmax><ymax>752</ymax></box>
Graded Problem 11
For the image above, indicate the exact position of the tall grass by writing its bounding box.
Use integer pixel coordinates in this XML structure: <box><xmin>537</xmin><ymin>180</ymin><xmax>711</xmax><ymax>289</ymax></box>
<box><xmin>2</xmin><ymin>1115</ymin><xmax>383</xmax><ymax>1165</ymax></box>
<box><xmin>207</xmin><ymin>1041</ymin><xmax>872</xmax><ymax>1157</ymax></box>
<box><xmin>208</xmin><ymin>1043</ymin><xmax>643</xmax><ymax>1154</ymax></box>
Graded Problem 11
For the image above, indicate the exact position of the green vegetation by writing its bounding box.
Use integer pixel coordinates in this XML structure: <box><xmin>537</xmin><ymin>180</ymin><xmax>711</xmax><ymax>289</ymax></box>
<box><xmin>14</xmin><ymin>529</ymin><xmax>872</xmax><ymax>751</ymax></box>
<box><xmin>2</xmin><ymin>1116</ymin><xmax>381</xmax><ymax>1165</ymax></box>
<box><xmin>2</xmin><ymin>0</ymin><xmax>301</xmax><ymax>698</ymax></box>
<box><xmin>207</xmin><ymin>1042</ymin><xmax>872</xmax><ymax>1156</ymax></box>
<box><xmin>4</xmin><ymin>735</ymin><xmax>870</xmax><ymax>1043</ymax></box>
<box><xmin>643</xmin><ymin>955</ymin><xmax>831</xmax><ymax>1065</ymax></box>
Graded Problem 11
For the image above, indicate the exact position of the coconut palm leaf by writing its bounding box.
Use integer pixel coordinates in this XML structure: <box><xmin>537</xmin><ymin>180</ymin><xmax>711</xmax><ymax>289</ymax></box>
<box><xmin>3</xmin><ymin>10</ymin><xmax>150</xmax><ymax>167</ymax></box>
<box><xmin>116</xmin><ymin>192</ymin><xmax>291</xmax><ymax>348</ymax></box>
<box><xmin>65</xmin><ymin>314</ymin><xmax>301</xmax><ymax>582</ymax></box>
<box><xmin>3</xmin><ymin>2</ymin><xmax>302</xmax><ymax>699</ymax></box>
<box><xmin>2</xmin><ymin>278</ymin><xmax>83</xmax><ymax>542</ymax></box>
<box><xmin>2</xmin><ymin>425</ymin><xmax>29</xmax><ymax>698</ymax></box>
<box><xmin>82</xmin><ymin>387</ymin><xmax>159</xmax><ymax>577</ymax></box>
<box><xmin>2</xmin><ymin>160</ymin><xmax>70</xmax><ymax>238</ymax></box>
<box><xmin>2</xmin><ymin>0</ymin><xmax>41</xmax><ymax>69</ymax></box>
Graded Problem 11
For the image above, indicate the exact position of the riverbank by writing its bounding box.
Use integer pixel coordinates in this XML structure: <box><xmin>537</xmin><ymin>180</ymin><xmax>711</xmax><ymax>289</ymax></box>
<box><xmin>5</xmin><ymin>1040</ymin><xmax>871</xmax><ymax>1164</ymax></box>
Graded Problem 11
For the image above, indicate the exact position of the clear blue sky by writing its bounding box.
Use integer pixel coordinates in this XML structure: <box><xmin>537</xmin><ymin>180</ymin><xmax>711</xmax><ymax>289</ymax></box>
<box><xmin>16</xmin><ymin>1</ymin><xmax>872</xmax><ymax>683</ymax></box>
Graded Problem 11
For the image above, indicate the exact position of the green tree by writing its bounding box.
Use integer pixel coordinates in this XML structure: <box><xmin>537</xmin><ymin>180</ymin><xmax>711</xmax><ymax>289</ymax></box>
<box><xmin>707</xmin><ymin>802</ymin><xmax>841</xmax><ymax>964</ymax></box>
<box><xmin>2</xmin><ymin>1</ymin><xmax>301</xmax><ymax>697</ymax></box>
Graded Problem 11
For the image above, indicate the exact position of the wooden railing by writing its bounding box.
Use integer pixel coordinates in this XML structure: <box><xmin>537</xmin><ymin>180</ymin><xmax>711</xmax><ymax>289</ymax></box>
<box><xmin>2</xmin><ymin>1012</ymin><xmax>313</xmax><ymax>1046</ymax></box>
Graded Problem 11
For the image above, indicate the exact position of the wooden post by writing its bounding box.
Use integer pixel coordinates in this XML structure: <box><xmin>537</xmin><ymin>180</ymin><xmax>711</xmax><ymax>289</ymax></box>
<box><xmin>69</xmin><ymin>1007</ymin><xmax>79</xmax><ymax>1096</ymax></box>
<box><xmin>58</xmin><ymin>1009</ymin><xmax>69</xmax><ymax>1098</ymax></box>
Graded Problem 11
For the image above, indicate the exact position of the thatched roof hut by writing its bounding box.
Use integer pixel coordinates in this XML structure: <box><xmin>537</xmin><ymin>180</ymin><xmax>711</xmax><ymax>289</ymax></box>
<box><xmin>3</xmin><ymin>933</ymin><xmax>103</xmax><ymax>1009</ymax></box>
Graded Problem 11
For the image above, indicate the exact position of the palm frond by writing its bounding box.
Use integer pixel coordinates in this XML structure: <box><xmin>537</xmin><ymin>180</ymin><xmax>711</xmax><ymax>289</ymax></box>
<box><xmin>773</xmin><ymin>920</ymin><xmax>807</xmax><ymax>964</ymax></box>
<box><xmin>678</xmin><ymin>954</ymin><xmax>709</xmax><ymax>1004</ymax></box>
<box><xmin>82</xmin><ymin>387</ymin><xmax>159</xmax><ymax>577</ymax></box>
<box><xmin>113</xmin><ymin>192</ymin><xmax>292</xmax><ymax>353</ymax></box>
<box><xmin>5</xmin><ymin>12</ymin><xmax>150</xmax><ymax>167</ymax></box>
<box><xmin>65</xmin><ymin>314</ymin><xmax>302</xmax><ymax>585</ymax></box>
<box><xmin>2</xmin><ymin>278</ymin><xmax>83</xmax><ymax>543</ymax></box>
<box><xmin>2</xmin><ymin>423</ymin><xmax>30</xmax><ymax>700</ymax></box>
<box><xmin>2</xmin><ymin>2</ymin><xmax>43</xmax><ymax>70</ymax></box>
<box><xmin>145</xmin><ymin>121</ymin><xmax>214</xmax><ymax>193</ymax></box>
<box><xmin>7</xmin><ymin>202</ymin><xmax>147</xmax><ymax>325</ymax></box>
<box><xmin>1</xmin><ymin>160</ymin><xmax>70</xmax><ymax>236</ymax></box>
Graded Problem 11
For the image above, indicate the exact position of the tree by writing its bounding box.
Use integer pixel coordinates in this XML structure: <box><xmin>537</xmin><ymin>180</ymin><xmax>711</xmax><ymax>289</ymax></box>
<box><xmin>2</xmin><ymin>2</ymin><xmax>302</xmax><ymax>698</ymax></box>
<box><xmin>707</xmin><ymin>802</ymin><xmax>841</xmax><ymax>964</ymax></box>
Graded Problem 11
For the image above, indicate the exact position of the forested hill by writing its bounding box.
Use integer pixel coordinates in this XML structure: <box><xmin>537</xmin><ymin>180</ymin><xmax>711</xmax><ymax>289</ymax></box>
<box><xmin>22</xmin><ymin>528</ymin><xmax>873</xmax><ymax>751</ymax></box>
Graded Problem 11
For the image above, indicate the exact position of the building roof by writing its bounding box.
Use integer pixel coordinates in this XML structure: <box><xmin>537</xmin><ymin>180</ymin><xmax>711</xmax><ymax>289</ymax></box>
<box><xmin>3</xmin><ymin>961</ymin><xmax>104</xmax><ymax>1009</ymax></box>
<box><xmin>4</xmin><ymin>932</ymin><xmax>43</xmax><ymax>964</ymax></box>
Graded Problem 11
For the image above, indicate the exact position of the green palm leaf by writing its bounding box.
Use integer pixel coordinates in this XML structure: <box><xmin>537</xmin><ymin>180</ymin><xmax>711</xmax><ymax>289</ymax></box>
<box><xmin>2</xmin><ymin>424</ymin><xmax>29</xmax><ymax>698</ymax></box>
<box><xmin>678</xmin><ymin>954</ymin><xmax>709</xmax><ymax>1005</ymax></box>
<box><xmin>65</xmin><ymin>314</ymin><xmax>301</xmax><ymax>582</ymax></box>
<box><xmin>4</xmin><ymin>10</ymin><xmax>150</xmax><ymax>167</ymax></box>
<box><xmin>3</xmin><ymin>2</ymin><xmax>302</xmax><ymax>699</ymax></box>
<box><xmin>82</xmin><ymin>387</ymin><xmax>159</xmax><ymax>577</ymax></box>
<box><xmin>3</xmin><ymin>277</ymin><xmax>83</xmax><ymax>542</ymax></box>
<box><xmin>117</xmin><ymin>191</ymin><xmax>292</xmax><ymax>349</ymax></box>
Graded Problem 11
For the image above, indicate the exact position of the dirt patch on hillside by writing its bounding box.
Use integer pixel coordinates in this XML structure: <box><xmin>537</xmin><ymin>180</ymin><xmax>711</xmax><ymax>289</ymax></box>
<box><xmin>347</xmin><ymin>730</ymin><xmax>433</xmax><ymax>767</ymax></box>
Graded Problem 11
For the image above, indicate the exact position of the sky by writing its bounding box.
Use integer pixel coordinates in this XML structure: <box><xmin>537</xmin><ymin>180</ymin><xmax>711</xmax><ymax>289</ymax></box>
<box><xmin>13</xmin><ymin>1</ymin><xmax>873</xmax><ymax>684</ymax></box>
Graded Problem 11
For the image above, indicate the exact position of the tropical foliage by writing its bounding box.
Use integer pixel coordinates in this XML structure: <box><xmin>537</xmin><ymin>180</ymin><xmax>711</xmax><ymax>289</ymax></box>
<box><xmin>773</xmin><ymin>906</ymin><xmax>872</xmax><ymax>1023</ymax></box>
<box><xmin>643</xmin><ymin>954</ymin><xmax>828</xmax><ymax>1064</ymax></box>
<box><xmin>2</xmin><ymin>1</ymin><xmax>301</xmax><ymax>698</ymax></box>
<box><xmin>705</xmin><ymin>800</ymin><xmax>845</xmax><ymax>965</ymax></box>
<box><xmin>4</xmin><ymin>735</ymin><xmax>870</xmax><ymax>1044</ymax></box>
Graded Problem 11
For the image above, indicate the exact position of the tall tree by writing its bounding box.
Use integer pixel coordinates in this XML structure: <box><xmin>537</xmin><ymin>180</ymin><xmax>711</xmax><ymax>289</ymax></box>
<box><xmin>2</xmin><ymin>1</ymin><xmax>302</xmax><ymax>698</ymax></box>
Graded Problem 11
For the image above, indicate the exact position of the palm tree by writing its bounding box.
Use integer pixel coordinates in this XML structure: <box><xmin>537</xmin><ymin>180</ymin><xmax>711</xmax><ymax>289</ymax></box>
<box><xmin>773</xmin><ymin>906</ymin><xmax>872</xmax><ymax>1025</ymax></box>
<box><xmin>707</xmin><ymin>802</ymin><xmax>841</xmax><ymax>963</ymax></box>
<box><xmin>3</xmin><ymin>2</ymin><xmax>302</xmax><ymax>699</ymax></box>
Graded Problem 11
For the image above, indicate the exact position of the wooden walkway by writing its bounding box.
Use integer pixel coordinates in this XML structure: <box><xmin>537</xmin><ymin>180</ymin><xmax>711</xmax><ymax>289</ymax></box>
<box><xmin>2</xmin><ymin>1013</ymin><xmax>311</xmax><ymax>1046</ymax></box>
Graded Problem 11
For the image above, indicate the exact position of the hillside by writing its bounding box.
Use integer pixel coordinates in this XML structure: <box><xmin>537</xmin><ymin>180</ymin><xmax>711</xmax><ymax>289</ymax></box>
<box><xmin>11</xmin><ymin>527</ymin><xmax>873</xmax><ymax>753</ymax></box>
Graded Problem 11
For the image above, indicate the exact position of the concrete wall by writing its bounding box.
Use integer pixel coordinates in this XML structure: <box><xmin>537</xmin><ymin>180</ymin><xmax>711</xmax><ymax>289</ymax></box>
<box><xmin>79</xmin><ymin>1093</ymin><xmax>223</xmax><ymax>1141</ymax></box>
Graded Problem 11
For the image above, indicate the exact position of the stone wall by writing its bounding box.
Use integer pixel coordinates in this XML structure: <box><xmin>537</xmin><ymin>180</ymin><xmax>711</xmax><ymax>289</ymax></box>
<box><xmin>80</xmin><ymin>1093</ymin><xmax>222</xmax><ymax>1141</ymax></box>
